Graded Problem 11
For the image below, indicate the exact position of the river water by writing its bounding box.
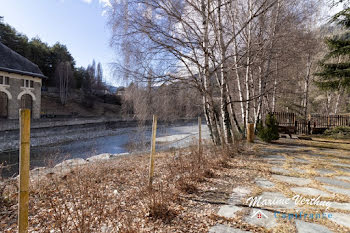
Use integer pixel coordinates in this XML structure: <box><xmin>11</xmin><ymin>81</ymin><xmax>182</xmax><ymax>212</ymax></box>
<box><xmin>0</xmin><ymin>122</ymin><xmax>210</xmax><ymax>178</ymax></box>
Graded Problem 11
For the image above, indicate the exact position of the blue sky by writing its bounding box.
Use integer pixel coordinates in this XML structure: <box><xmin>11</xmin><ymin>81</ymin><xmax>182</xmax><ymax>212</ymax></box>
<box><xmin>0</xmin><ymin>1</ymin><xmax>342</xmax><ymax>87</ymax></box>
<box><xmin>0</xmin><ymin>0</ymin><xmax>118</xmax><ymax>85</ymax></box>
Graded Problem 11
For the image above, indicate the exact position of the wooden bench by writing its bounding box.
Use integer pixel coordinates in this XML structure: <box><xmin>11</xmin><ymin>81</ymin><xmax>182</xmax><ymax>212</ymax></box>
<box><xmin>278</xmin><ymin>126</ymin><xmax>296</xmax><ymax>138</ymax></box>
<box><xmin>311</xmin><ymin>127</ymin><xmax>327</xmax><ymax>135</ymax></box>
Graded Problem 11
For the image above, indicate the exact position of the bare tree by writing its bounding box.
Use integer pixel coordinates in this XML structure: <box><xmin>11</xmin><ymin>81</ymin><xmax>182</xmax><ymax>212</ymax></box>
<box><xmin>55</xmin><ymin>61</ymin><xmax>73</xmax><ymax>105</ymax></box>
<box><xmin>107</xmin><ymin>0</ymin><xmax>322</xmax><ymax>144</ymax></box>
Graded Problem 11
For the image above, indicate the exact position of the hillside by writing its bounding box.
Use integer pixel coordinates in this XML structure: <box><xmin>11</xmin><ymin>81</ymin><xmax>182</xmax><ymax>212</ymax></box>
<box><xmin>41</xmin><ymin>90</ymin><xmax>122</xmax><ymax>118</ymax></box>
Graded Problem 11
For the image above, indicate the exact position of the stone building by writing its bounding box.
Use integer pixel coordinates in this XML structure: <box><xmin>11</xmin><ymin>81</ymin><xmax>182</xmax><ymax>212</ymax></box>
<box><xmin>0</xmin><ymin>41</ymin><xmax>45</xmax><ymax>119</ymax></box>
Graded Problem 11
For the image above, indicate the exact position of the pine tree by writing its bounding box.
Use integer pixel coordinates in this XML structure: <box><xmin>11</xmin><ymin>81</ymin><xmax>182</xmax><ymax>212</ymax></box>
<box><xmin>315</xmin><ymin>8</ymin><xmax>350</xmax><ymax>91</ymax></box>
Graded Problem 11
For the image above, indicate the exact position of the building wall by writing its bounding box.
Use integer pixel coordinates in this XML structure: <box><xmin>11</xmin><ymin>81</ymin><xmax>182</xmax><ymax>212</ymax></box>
<box><xmin>0</xmin><ymin>71</ymin><xmax>42</xmax><ymax>119</ymax></box>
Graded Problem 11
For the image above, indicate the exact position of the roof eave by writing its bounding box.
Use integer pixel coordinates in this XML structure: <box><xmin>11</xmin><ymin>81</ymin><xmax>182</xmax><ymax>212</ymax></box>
<box><xmin>0</xmin><ymin>67</ymin><xmax>47</xmax><ymax>79</ymax></box>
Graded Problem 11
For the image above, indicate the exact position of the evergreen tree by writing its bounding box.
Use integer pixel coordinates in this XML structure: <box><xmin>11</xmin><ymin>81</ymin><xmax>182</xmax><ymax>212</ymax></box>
<box><xmin>257</xmin><ymin>114</ymin><xmax>279</xmax><ymax>143</ymax></box>
<box><xmin>315</xmin><ymin>7</ymin><xmax>350</xmax><ymax>91</ymax></box>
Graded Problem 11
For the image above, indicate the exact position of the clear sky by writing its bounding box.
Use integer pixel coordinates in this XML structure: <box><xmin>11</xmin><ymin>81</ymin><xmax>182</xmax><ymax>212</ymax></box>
<box><xmin>0</xmin><ymin>0</ymin><xmax>117</xmax><ymax>85</ymax></box>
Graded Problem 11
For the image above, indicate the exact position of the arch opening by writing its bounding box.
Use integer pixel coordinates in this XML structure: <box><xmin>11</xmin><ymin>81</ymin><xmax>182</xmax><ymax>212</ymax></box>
<box><xmin>21</xmin><ymin>94</ymin><xmax>33</xmax><ymax>114</ymax></box>
<box><xmin>0</xmin><ymin>92</ymin><xmax>8</xmax><ymax>118</ymax></box>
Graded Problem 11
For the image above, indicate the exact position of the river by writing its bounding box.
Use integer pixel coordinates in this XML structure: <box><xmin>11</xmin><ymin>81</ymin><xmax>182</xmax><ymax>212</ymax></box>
<box><xmin>0</xmin><ymin>122</ymin><xmax>210</xmax><ymax>178</ymax></box>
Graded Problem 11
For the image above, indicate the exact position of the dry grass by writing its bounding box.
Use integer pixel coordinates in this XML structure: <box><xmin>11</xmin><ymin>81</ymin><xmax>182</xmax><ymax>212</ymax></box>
<box><xmin>0</xmin><ymin>141</ymin><xmax>265</xmax><ymax>232</ymax></box>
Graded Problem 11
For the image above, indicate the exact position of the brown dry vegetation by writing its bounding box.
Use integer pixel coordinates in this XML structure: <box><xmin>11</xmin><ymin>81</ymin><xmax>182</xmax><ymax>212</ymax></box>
<box><xmin>0</xmin><ymin>142</ymin><xmax>269</xmax><ymax>232</ymax></box>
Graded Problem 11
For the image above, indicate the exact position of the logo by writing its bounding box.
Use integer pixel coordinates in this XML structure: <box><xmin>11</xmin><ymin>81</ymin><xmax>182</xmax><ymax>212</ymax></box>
<box><xmin>246</xmin><ymin>195</ymin><xmax>332</xmax><ymax>210</ymax></box>
<box><xmin>251</xmin><ymin>210</ymin><xmax>268</xmax><ymax>219</ymax></box>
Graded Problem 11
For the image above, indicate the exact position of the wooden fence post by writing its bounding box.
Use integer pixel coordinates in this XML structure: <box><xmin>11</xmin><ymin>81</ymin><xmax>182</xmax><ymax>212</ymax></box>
<box><xmin>198</xmin><ymin>117</ymin><xmax>202</xmax><ymax>162</ymax></box>
<box><xmin>327</xmin><ymin>116</ymin><xmax>330</xmax><ymax>128</ymax></box>
<box><xmin>148</xmin><ymin>115</ymin><xmax>157</xmax><ymax>186</ymax></box>
<box><xmin>247</xmin><ymin>123</ymin><xmax>255</xmax><ymax>143</ymax></box>
<box><xmin>18</xmin><ymin>109</ymin><xmax>31</xmax><ymax>233</ymax></box>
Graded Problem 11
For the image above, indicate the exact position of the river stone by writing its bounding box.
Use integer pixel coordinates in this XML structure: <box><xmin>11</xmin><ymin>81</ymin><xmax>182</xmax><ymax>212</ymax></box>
<box><xmin>294</xmin><ymin>158</ymin><xmax>310</xmax><ymax>164</ymax></box>
<box><xmin>232</xmin><ymin>187</ymin><xmax>251</xmax><ymax>196</ymax></box>
<box><xmin>335</xmin><ymin>176</ymin><xmax>350</xmax><ymax>182</ymax></box>
<box><xmin>54</xmin><ymin>158</ymin><xmax>87</xmax><ymax>167</ymax></box>
<box><xmin>272</xmin><ymin>175</ymin><xmax>312</xmax><ymax>186</ymax></box>
<box><xmin>261</xmin><ymin>148</ymin><xmax>293</xmax><ymax>154</ymax></box>
<box><xmin>323</xmin><ymin>185</ymin><xmax>350</xmax><ymax>196</ymax></box>
<box><xmin>263</xmin><ymin>155</ymin><xmax>286</xmax><ymax>164</ymax></box>
<box><xmin>316</xmin><ymin>169</ymin><xmax>335</xmax><ymax>175</ymax></box>
<box><xmin>328</xmin><ymin>202</ymin><xmax>350</xmax><ymax>211</ymax></box>
<box><xmin>87</xmin><ymin>153</ymin><xmax>112</xmax><ymax>162</ymax></box>
<box><xmin>271</xmin><ymin>166</ymin><xmax>288</xmax><ymax>174</ymax></box>
<box><xmin>339</xmin><ymin>167</ymin><xmax>350</xmax><ymax>173</ymax></box>
<box><xmin>217</xmin><ymin>205</ymin><xmax>243</xmax><ymax>218</ymax></box>
<box><xmin>308</xmin><ymin>153</ymin><xmax>324</xmax><ymax>158</ymax></box>
<box><xmin>332</xmin><ymin>162</ymin><xmax>350</xmax><ymax>168</ymax></box>
<box><xmin>244</xmin><ymin>208</ymin><xmax>278</xmax><ymax>229</ymax></box>
<box><xmin>255</xmin><ymin>178</ymin><xmax>275</xmax><ymax>188</ymax></box>
<box><xmin>315</xmin><ymin>177</ymin><xmax>350</xmax><ymax>189</ymax></box>
<box><xmin>229</xmin><ymin>187</ymin><xmax>251</xmax><ymax>205</ymax></box>
<box><xmin>329</xmin><ymin>213</ymin><xmax>350</xmax><ymax>228</ymax></box>
<box><xmin>291</xmin><ymin>187</ymin><xmax>332</xmax><ymax>197</ymax></box>
<box><xmin>291</xmin><ymin>167</ymin><xmax>305</xmax><ymax>174</ymax></box>
<box><xmin>264</xmin><ymin>155</ymin><xmax>285</xmax><ymax>160</ymax></box>
<box><xmin>295</xmin><ymin>220</ymin><xmax>332</xmax><ymax>233</ymax></box>
<box><xmin>209</xmin><ymin>224</ymin><xmax>251</xmax><ymax>233</ymax></box>
<box><xmin>30</xmin><ymin>166</ymin><xmax>47</xmax><ymax>174</ymax></box>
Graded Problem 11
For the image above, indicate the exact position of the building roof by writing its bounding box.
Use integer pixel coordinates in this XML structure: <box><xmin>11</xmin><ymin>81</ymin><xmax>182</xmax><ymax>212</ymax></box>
<box><xmin>0</xmin><ymin>41</ymin><xmax>46</xmax><ymax>79</ymax></box>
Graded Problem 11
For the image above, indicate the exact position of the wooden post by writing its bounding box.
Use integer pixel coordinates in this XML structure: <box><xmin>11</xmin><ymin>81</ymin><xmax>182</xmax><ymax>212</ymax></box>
<box><xmin>327</xmin><ymin>116</ymin><xmax>330</xmax><ymax>128</ymax></box>
<box><xmin>247</xmin><ymin>123</ymin><xmax>254</xmax><ymax>143</ymax></box>
<box><xmin>148</xmin><ymin>115</ymin><xmax>157</xmax><ymax>186</ymax></box>
<box><xmin>18</xmin><ymin>109</ymin><xmax>31</xmax><ymax>233</ymax></box>
<box><xmin>198</xmin><ymin>117</ymin><xmax>202</xmax><ymax>161</ymax></box>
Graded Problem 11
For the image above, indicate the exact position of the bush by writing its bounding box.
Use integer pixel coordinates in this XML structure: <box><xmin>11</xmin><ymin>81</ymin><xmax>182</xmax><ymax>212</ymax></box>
<box><xmin>257</xmin><ymin>114</ymin><xmax>279</xmax><ymax>142</ymax></box>
<box><xmin>323</xmin><ymin>126</ymin><xmax>350</xmax><ymax>139</ymax></box>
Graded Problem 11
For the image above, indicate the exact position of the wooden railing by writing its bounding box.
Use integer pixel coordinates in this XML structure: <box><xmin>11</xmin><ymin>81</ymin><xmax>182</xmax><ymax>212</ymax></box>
<box><xmin>271</xmin><ymin>112</ymin><xmax>350</xmax><ymax>135</ymax></box>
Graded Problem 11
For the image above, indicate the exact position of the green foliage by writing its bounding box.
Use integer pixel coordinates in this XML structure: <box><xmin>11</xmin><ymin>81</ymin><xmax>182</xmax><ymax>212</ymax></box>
<box><xmin>315</xmin><ymin>7</ymin><xmax>350</xmax><ymax>91</ymax></box>
<box><xmin>257</xmin><ymin>114</ymin><xmax>279</xmax><ymax>143</ymax></box>
<box><xmin>74</xmin><ymin>67</ymin><xmax>88</xmax><ymax>89</ymax></box>
<box><xmin>0</xmin><ymin>19</ymin><xmax>76</xmax><ymax>87</ymax></box>
<box><xmin>323</xmin><ymin>126</ymin><xmax>350</xmax><ymax>139</ymax></box>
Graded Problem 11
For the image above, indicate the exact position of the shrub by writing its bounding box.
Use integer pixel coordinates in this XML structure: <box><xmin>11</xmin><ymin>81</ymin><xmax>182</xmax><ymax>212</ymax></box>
<box><xmin>257</xmin><ymin>114</ymin><xmax>279</xmax><ymax>143</ymax></box>
<box><xmin>323</xmin><ymin>126</ymin><xmax>350</xmax><ymax>139</ymax></box>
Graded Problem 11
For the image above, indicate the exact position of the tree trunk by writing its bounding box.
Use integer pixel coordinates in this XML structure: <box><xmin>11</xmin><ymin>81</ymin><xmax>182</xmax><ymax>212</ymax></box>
<box><xmin>303</xmin><ymin>54</ymin><xmax>312</xmax><ymax>120</ymax></box>
<box><xmin>202</xmin><ymin>0</ymin><xmax>220</xmax><ymax>145</ymax></box>
<box><xmin>245</xmin><ymin>0</ymin><xmax>252</xmax><ymax>129</ymax></box>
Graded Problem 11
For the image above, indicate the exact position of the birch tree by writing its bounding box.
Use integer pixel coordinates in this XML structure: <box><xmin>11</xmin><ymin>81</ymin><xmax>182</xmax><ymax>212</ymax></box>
<box><xmin>55</xmin><ymin>61</ymin><xmax>73</xmax><ymax>105</ymax></box>
<box><xmin>107</xmin><ymin>0</ymin><xmax>321</xmax><ymax>144</ymax></box>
